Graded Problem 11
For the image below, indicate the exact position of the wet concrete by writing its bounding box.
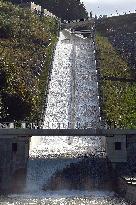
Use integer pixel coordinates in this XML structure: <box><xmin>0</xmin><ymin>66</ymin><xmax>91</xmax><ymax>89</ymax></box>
<box><xmin>43</xmin><ymin>156</ymin><xmax>115</xmax><ymax>191</ymax></box>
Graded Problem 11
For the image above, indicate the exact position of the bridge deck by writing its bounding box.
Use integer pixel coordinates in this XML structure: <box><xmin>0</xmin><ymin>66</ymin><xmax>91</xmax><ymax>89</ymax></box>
<box><xmin>61</xmin><ymin>19</ymin><xmax>94</xmax><ymax>29</ymax></box>
<box><xmin>0</xmin><ymin>129</ymin><xmax>135</xmax><ymax>137</ymax></box>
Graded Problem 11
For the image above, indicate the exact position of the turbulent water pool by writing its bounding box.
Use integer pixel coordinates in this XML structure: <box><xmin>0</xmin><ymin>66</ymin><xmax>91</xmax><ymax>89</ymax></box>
<box><xmin>0</xmin><ymin>190</ymin><xmax>129</xmax><ymax>205</ymax></box>
<box><xmin>0</xmin><ymin>30</ymin><xmax>131</xmax><ymax>204</ymax></box>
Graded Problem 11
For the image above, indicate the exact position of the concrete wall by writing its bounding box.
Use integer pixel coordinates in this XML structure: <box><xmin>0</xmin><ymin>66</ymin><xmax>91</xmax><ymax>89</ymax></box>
<box><xmin>31</xmin><ymin>2</ymin><xmax>41</xmax><ymax>13</ymax></box>
<box><xmin>117</xmin><ymin>177</ymin><xmax>136</xmax><ymax>203</ymax></box>
<box><xmin>0</xmin><ymin>136</ymin><xmax>30</xmax><ymax>193</ymax></box>
<box><xmin>127</xmin><ymin>135</ymin><xmax>136</xmax><ymax>160</ymax></box>
<box><xmin>106</xmin><ymin>135</ymin><xmax>127</xmax><ymax>163</ymax></box>
<box><xmin>106</xmin><ymin>134</ymin><xmax>136</xmax><ymax>163</ymax></box>
<box><xmin>30</xmin><ymin>2</ymin><xmax>57</xmax><ymax>19</ymax></box>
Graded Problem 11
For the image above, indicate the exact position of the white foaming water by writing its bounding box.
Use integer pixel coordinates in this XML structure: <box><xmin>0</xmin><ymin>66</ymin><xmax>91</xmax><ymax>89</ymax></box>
<box><xmin>6</xmin><ymin>190</ymin><xmax>128</xmax><ymax>205</ymax></box>
<box><xmin>30</xmin><ymin>30</ymin><xmax>102</xmax><ymax>159</ymax></box>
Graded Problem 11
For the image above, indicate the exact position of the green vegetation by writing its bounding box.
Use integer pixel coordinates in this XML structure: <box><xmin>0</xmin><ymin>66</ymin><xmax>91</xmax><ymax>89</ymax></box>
<box><xmin>96</xmin><ymin>35</ymin><xmax>131</xmax><ymax>78</ymax></box>
<box><xmin>96</xmin><ymin>13</ymin><xmax>136</xmax><ymax>128</ymax></box>
<box><xmin>96</xmin><ymin>13</ymin><xmax>136</xmax><ymax>36</ymax></box>
<box><xmin>0</xmin><ymin>0</ymin><xmax>58</xmax><ymax>122</ymax></box>
<box><xmin>96</xmin><ymin>13</ymin><xmax>136</xmax><ymax>79</ymax></box>
<box><xmin>96</xmin><ymin>35</ymin><xmax>136</xmax><ymax>128</ymax></box>
<box><xmin>6</xmin><ymin>0</ymin><xmax>88</xmax><ymax>21</ymax></box>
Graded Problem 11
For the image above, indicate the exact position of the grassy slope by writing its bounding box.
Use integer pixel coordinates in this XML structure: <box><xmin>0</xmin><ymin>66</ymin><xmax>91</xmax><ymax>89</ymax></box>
<box><xmin>96</xmin><ymin>13</ymin><xmax>136</xmax><ymax>35</ymax></box>
<box><xmin>96</xmin><ymin>13</ymin><xmax>136</xmax><ymax>78</ymax></box>
<box><xmin>0</xmin><ymin>0</ymin><xmax>58</xmax><ymax>121</ymax></box>
<box><xmin>96</xmin><ymin>35</ymin><xmax>136</xmax><ymax>128</ymax></box>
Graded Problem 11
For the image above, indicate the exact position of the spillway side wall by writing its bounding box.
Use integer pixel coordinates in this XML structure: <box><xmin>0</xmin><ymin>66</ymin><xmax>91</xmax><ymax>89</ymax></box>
<box><xmin>0</xmin><ymin>136</ymin><xmax>30</xmax><ymax>193</ymax></box>
<box><xmin>39</xmin><ymin>30</ymin><xmax>60</xmax><ymax>127</ymax></box>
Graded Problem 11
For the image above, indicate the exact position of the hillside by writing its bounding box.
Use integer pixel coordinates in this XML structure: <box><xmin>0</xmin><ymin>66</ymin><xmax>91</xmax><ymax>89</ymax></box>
<box><xmin>0</xmin><ymin>0</ymin><xmax>58</xmax><ymax>122</ymax></box>
<box><xmin>96</xmin><ymin>34</ymin><xmax>136</xmax><ymax>128</ymax></box>
<box><xmin>96</xmin><ymin>13</ymin><xmax>136</xmax><ymax>128</ymax></box>
<box><xmin>96</xmin><ymin>13</ymin><xmax>136</xmax><ymax>35</ymax></box>
<box><xmin>96</xmin><ymin>13</ymin><xmax>136</xmax><ymax>78</ymax></box>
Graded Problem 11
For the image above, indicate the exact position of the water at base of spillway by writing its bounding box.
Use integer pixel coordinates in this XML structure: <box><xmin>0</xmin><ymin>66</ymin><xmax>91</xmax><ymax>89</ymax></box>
<box><xmin>0</xmin><ymin>191</ymin><xmax>129</xmax><ymax>205</ymax></box>
<box><xmin>0</xmin><ymin>31</ymin><xmax>130</xmax><ymax>205</ymax></box>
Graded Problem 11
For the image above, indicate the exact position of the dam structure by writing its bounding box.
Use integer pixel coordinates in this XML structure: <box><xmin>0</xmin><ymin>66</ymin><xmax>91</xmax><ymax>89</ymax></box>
<box><xmin>1</xmin><ymin>29</ymin><xmax>129</xmax><ymax>204</ymax></box>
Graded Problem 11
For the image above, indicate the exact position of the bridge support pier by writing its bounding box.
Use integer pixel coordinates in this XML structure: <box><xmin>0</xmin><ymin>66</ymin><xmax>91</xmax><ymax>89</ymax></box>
<box><xmin>106</xmin><ymin>134</ymin><xmax>136</xmax><ymax>164</ymax></box>
<box><xmin>0</xmin><ymin>135</ymin><xmax>30</xmax><ymax>193</ymax></box>
<box><xmin>106</xmin><ymin>135</ymin><xmax>127</xmax><ymax>163</ymax></box>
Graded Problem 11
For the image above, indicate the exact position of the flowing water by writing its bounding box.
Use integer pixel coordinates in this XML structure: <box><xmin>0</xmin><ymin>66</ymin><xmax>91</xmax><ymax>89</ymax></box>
<box><xmin>0</xmin><ymin>30</ymin><xmax>130</xmax><ymax>204</ymax></box>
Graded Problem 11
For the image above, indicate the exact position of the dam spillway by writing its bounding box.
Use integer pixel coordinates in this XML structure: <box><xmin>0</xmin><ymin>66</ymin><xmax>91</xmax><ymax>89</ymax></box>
<box><xmin>30</xmin><ymin>30</ymin><xmax>102</xmax><ymax>158</ymax></box>
<box><xmin>2</xmin><ymin>30</ymin><xmax>129</xmax><ymax>205</ymax></box>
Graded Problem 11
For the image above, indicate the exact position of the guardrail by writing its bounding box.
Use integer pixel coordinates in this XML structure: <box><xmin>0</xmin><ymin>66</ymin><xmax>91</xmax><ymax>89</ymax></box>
<box><xmin>62</xmin><ymin>18</ymin><xmax>93</xmax><ymax>24</ymax></box>
<box><xmin>31</xmin><ymin>2</ymin><xmax>58</xmax><ymax>19</ymax></box>
<box><xmin>0</xmin><ymin>121</ymin><xmax>107</xmax><ymax>129</ymax></box>
<box><xmin>61</xmin><ymin>18</ymin><xmax>94</xmax><ymax>30</ymax></box>
<box><xmin>0</xmin><ymin>122</ymin><xmax>41</xmax><ymax>129</ymax></box>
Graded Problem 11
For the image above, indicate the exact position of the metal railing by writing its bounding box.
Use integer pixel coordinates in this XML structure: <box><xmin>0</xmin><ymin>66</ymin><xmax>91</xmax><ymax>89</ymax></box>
<box><xmin>0</xmin><ymin>122</ymin><xmax>41</xmax><ymax>129</ymax></box>
<box><xmin>0</xmin><ymin>121</ymin><xmax>107</xmax><ymax>129</ymax></box>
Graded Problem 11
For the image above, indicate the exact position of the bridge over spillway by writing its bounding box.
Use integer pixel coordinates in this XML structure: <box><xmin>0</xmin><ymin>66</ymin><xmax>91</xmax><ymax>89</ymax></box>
<box><xmin>0</xmin><ymin>127</ymin><xmax>135</xmax><ymax>137</ymax></box>
<box><xmin>0</xmin><ymin>125</ymin><xmax>136</xmax><ymax>165</ymax></box>
<box><xmin>61</xmin><ymin>18</ymin><xmax>94</xmax><ymax>30</ymax></box>
<box><xmin>0</xmin><ymin>122</ymin><xmax>136</xmax><ymax>164</ymax></box>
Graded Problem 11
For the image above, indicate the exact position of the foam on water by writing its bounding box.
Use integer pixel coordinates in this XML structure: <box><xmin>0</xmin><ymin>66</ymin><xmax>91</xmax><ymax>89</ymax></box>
<box><xmin>6</xmin><ymin>190</ymin><xmax>128</xmax><ymax>205</ymax></box>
